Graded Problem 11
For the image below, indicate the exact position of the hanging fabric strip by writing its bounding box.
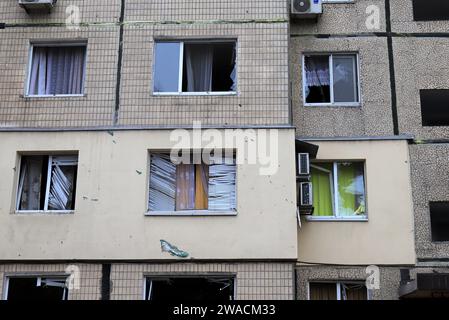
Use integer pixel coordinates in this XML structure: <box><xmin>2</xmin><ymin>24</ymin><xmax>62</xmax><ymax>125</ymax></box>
<box><xmin>149</xmin><ymin>154</ymin><xmax>177</xmax><ymax>211</ymax></box>
<box><xmin>208</xmin><ymin>158</ymin><xmax>236</xmax><ymax>211</ymax></box>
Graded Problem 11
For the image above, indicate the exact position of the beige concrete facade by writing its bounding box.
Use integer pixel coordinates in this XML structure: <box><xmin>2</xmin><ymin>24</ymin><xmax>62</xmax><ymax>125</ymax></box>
<box><xmin>297</xmin><ymin>139</ymin><xmax>416</xmax><ymax>266</ymax></box>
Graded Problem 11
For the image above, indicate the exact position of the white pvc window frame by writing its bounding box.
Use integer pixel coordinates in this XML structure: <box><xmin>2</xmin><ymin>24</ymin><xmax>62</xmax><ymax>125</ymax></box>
<box><xmin>302</xmin><ymin>53</ymin><xmax>361</xmax><ymax>107</ymax></box>
<box><xmin>152</xmin><ymin>39</ymin><xmax>238</xmax><ymax>96</ymax></box>
<box><xmin>25</xmin><ymin>41</ymin><xmax>88</xmax><ymax>98</ymax></box>
<box><xmin>3</xmin><ymin>276</ymin><xmax>69</xmax><ymax>301</ymax></box>
<box><xmin>307</xmin><ymin>281</ymin><xmax>370</xmax><ymax>301</ymax></box>
<box><xmin>307</xmin><ymin>161</ymin><xmax>367</xmax><ymax>222</ymax></box>
<box><xmin>16</xmin><ymin>155</ymin><xmax>78</xmax><ymax>214</ymax></box>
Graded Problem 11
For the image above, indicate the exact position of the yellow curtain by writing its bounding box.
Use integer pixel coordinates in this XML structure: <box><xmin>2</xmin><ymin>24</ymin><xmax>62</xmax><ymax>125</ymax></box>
<box><xmin>311</xmin><ymin>164</ymin><xmax>333</xmax><ymax>216</ymax></box>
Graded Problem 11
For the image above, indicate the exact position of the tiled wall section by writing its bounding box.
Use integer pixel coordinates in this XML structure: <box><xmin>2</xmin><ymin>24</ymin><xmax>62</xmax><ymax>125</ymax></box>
<box><xmin>0</xmin><ymin>263</ymin><xmax>102</xmax><ymax>300</ymax></box>
<box><xmin>111</xmin><ymin>263</ymin><xmax>294</xmax><ymax>300</ymax></box>
<box><xmin>119</xmin><ymin>23</ymin><xmax>289</xmax><ymax>126</ymax></box>
<box><xmin>0</xmin><ymin>26</ymin><xmax>119</xmax><ymax>127</ymax></box>
<box><xmin>125</xmin><ymin>0</ymin><xmax>288</xmax><ymax>21</ymax></box>
<box><xmin>0</xmin><ymin>0</ymin><xmax>121</xmax><ymax>23</ymax></box>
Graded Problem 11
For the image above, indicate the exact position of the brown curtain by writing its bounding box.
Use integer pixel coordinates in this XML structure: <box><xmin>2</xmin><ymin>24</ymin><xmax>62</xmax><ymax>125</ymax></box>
<box><xmin>343</xmin><ymin>284</ymin><xmax>367</xmax><ymax>300</ymax></box>
<box><xmin>309</xmin><ymin>283</ymin><xmax>337</xmax><ymax>300</ymax></box>
<box><xmin>195</xmin><ymin>164</ymin><xmax>209</xmax><ymax>210</ymax></box>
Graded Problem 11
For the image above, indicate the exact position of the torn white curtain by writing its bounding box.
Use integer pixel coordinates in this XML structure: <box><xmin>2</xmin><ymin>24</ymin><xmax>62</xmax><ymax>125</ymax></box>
<box><xmin>17</xmin><ymin>157</ymin><xmax>44</xmax><ymax>210</ymax></box>
<box><xmin>230</xmin><ymin>44</ymin><xmax>237</xmax><ymax>91</ymax></box>
<box><xmin>208</xmin><ymin>160</ymin><xmax>236</xmax><ymax>211</ymax></box>
<box><xmin>305</xmin><ymin>56</ymin><xmax>330</xmax><ymax>87</ymax></box>
<box><xmin>29</xmin><ymin>46</ymin><xmax>85</xmax><ymax>95</ymax></box>
<box><xmin>48</xmin><ymin>156</ymin><xmax>77</xmax><ymax>210</ymax></box>
<box><xmin>185</xmin><ymin>44</ymin><xmax>214</xmax><ymax>92</ymax></box>
<box><xmin>149</xmin><ymin>154</ymin><xmax>176</xmax><ymax>211</ymax></box>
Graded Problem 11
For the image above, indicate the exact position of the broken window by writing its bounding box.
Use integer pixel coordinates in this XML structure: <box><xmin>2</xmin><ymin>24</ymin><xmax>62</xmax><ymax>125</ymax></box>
<box><xmin>154</xmin><ymin>41</ymin><xmax>237</xmax><ymax>94</ymax></box>
<box><xmin>413</xmin><ymin>0</ymin><xmax>449</xmax><ymax>21</ymax></box>
<box><xmin>309</xmin><ymin>282</ymin><xmax>367</xmax><ymax>300</ymax></box>
<box><xmin>145</xmin><ymin>277</ymin><xmax>234</xmax><ymax>301</ymax></box>
<box><xmin>148</xmin><ymin>153</ymin><xmax>236</xmax><ymax>212</ymax></box>
<box><xmin>17</xmin><ymin>155</ymin><xmax>78</xmax><ymax>212</ymax></box>
<box><xmin>6</xmin><ymin>277</ymin><xmax>68</xmax><ymax>301</ymax></box>
<box><xmin>304</xmin><ymin>54</ymin><xmax>359</xmax><ymax>105</ymax></box>
<box><xmin>420</xmin><ymin>89</ymin><xmax>449</xmax><ymax>126</ymax></box>
<box><xmin>310</xmin><ymin>161</ymin><xmax>366</xmax><ymax>219</ymax></box>
<box><xmin>27</xmin><ymin>44</ymin><xmax>87</xmax><ymax>96</ymax></box>
<box><xmin>430</xmin><ymin>202</ymin><xmax>449</xmax><ymax>242</ymax></box>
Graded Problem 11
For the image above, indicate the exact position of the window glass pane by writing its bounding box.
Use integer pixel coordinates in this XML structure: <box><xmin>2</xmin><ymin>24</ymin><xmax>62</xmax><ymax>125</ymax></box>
<box><xmin>337</xmin><ymin>162</ymin><xmax>366</xmax><ymax>217</ymax></box>
<box><xmin>154</xmin><ymin>42</ymin><xmax>180</xmax><ymax>92</ymax></box>
<box><xmin>18</xmin><ymin>156</ymin><xmax>47</xmax><ymax>211</ymax></box>
<box><xmin>304</xmin><ymin>56</ymin><xmax>330</xmax><ymax>103</ymax></box>
<box><xmin>332</xmin><ymin>55</ymin><xmax>358</xmax><ymax>103</ymax></box>
<box><xmin>309</xmin><ymin>283</ymin><xmax>337</xmax><ymax>300</ymax></box>
<box><xmin>311</xmin><ymin>163</ymin><xmax>334</xmax><ymax>216</ymax></box>
<box><xmin>29</xmin><ymin>46</ymin><xmax>86</xmax><ymax>96</ymax></box>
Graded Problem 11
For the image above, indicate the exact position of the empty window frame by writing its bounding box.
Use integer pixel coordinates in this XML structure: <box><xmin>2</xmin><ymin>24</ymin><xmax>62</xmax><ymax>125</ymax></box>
<box><xmin>148</xmin><ymin>153</ymin><xmax>236</xmax><ymax>213</ymax></box>
<box><xmin>145</xmin><ymin>277</ymin><xmax>235</xmax><ymax>301</ymax></box>
<box><xmin>153</xmin><ymin>40</ymin><xmax>237</xmax><ymax>95</ymax></box>
<box><xmin>310</xmin><ymin>161</ymin><xmax>366</xmax><ymax>219</ymax></box>
<box><xmin>303</xmin><ymin>53</ymin><xmax>360</xmax><ymax>106</ymax></box>
<box><xmin>5</xmin><ymin>276</ymin><xmax>68</xmax><ymax>301</ymax></box>
<box><xmin>430</xmin><ymin>202</ymin><xmax>449</xmax><ymax>242</ymax></box>
<box><xmin>26</xmin><ymin>43</ymin><xmax>87</xmax><ymax>96</ymax></box>
<box><xmin>16</xmin><ymin>155</ymin><xmax>78</xmax><ymax>212</ymax></box>
<box><xmin>420</xmin><ymin>89</ymin><xmax>449</xmax><ymax>126</ymax></box>
<box><xmin>309</xmin><ymin>282</ymin><xmax>368</xmax><ymax>300</ymax></box>
<box><xmin>413</xmin><ymin>0</ymin><xmax>449</xmax><ymax>21</ymax></box>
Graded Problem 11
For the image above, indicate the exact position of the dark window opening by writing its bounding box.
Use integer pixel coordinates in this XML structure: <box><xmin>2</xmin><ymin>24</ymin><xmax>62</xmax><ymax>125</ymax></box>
<box><xmin>17</xmin><ymin>155</ymin><xmax>78</xmax><ymax>211</ymax></box>
<box><xmin>430</xmin><ymin>202</ymin><xmax>449</xmax><ymax>242</ymax></box>
<box><xmin>420</xmin><ymin>89</ymin><xmax>449</xmax><ymax>126</ymax></box>
<box><xmin>6</xmin><ymin>277</ymin><xmax>68</xmax><ymax>301</ymax></box>
<box><xmin>145</xmin><ymin>277</ymin><xmax>234</xmax><ymax>301</ymax></box>
<box><xmin>154</xmin><ymin>41</ymin><xmax>236</xmax><ymax>93</ymax></box>
<box><xmin>413</xmin><ymin>0</ymin><xmax>449</xmax><ymax>21</ymax></box>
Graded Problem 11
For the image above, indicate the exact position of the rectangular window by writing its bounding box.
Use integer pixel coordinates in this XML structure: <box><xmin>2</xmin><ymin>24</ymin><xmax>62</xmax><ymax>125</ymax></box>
<box><xmin>309</xmin><ymin>282</ymin><xmax>367</xmax><ymax>300</ymax></box>
<box><xmin>413</xmin><ymin>0</ymin><xmax>449</xmax><ymax>21</ymax></box>
<box><xmin>5</xmin><ymin>277</ymin><xmax>68</xmax><ymax>301</ymax></box>
<box><xmin>145</xmin><ymin>277</ymin><xmax>234</xmax><ymax>301</ymax></box>
<box><xmin>420</xmin><ymin>89</ymin><xmax>449</xmax><ymax>126</ymax></box>
<box><xmin>27</xmin><ymin>43</ymin><xmax>87</xmax><ymax>96</ymax></box>
<box><xmin>430</xmin><ymin>202</ymin><xmax>449</xmax><ymax>242</ymax></box>
<box><xmin>303</xmin><ymin>54</ymin><xmax>359</xmax><ymax>106</ymax></box>
<box><xmin>16</xmin><ymin>155</ymin><xmax>78</xmax><ymax>212</ymax></box>
<box><xmin>148</xmin><ymin>153</ymin><xmax>236</xmax><ymax>214</ymax></box>
<box><xmin>310</xmin><ymin>161</ymin><xmax>366</xmax><ymax>219</ymax></box>
<box><xmin>153</xmin><ymin>40</ymin><xmax>237</xmax><ymax>94</ymax></box>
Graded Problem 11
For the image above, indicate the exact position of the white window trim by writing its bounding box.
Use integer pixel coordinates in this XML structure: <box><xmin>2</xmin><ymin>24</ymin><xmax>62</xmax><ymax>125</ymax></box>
<box><xmin>152</xmin><ymin>40</ymin><xmax>238</xmax><ymax>96</ymax></box>
<box><xmin>307</xmin><ymin>281</ymin><xmax>370</xmax><ymax>301</ymax></box>
<box><xmin>145</xmin><ymin>210</ymin><xmax>237</xmax><ymax>217</ymax></box>
<box><xmin>302</xmin><ymin>53</ymin><xmax>361</xmax><ymax>107</ymax></box>
<box><xmin>306</xmin><ymin>161</ymin><xmax>368</xmax><ymax>222</ymax></box>
<box><xmin>25</xmin><ymin>42</ymin><xmax>88</xmax><ymax>98</ymax></box>
<box><xmin>15</xmin><ymin>155</ymin><xmax>78</xmax><ymax>213</ymax></box>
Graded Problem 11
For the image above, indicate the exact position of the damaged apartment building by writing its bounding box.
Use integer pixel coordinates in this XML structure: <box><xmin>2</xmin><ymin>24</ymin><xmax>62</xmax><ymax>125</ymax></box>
<box><xmin>0</xmin><ymin>0</ymin><xmax>447</xmax><ymax>301</ymax></box>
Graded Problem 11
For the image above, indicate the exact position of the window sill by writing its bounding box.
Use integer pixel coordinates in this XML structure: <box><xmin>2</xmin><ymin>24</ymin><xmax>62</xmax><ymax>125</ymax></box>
<box><xmin>15</xmin><ymin>210</ymin><xmax>75</xmax><ymax>215</ymax></box>
<box><xmin>145</xmin><ymin>210</ymin><xmax>237</xmax><ymax>217</ymax></box>
<box><xmin>305</xmin><ymin>216</ymin><xmax>368</xmax><ymax>222</ymax></box>
<box><xmin>304</xmin><ymin>103</ymin><xmax>361</xmax><ymax>108</ymax></box>
<box><xmin>153</xmin><ymin>92</ymin><xmax>237</xmax><ymax>97</ymax></box>
<box><xmin>24</xmin><ymin>94</ymin><xmax>86</xmax><ymax>99</ymax></box>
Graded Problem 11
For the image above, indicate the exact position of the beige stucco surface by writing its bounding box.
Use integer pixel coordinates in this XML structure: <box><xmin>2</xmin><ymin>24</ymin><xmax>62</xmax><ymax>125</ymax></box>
<box><xmin>298</xmin><ymin>139</ymin><xmax>416</xmax><ymax>265</ymax></box>
<box><xmin>0</xmin><ymin>129</ymin><xmax>297</xmax><ymax>260</ymax></box>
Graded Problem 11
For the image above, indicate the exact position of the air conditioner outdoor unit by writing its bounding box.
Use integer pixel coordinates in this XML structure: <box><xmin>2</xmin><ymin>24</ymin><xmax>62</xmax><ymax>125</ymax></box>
<box><xmin>19</xmin><ymin>0</ymin><xmax>57</xmax><ymax>13</ymax></box>
<box><xmin>300</xmin><ymin>182</ymin><xmax>313</xmax><ymax>207</ymax></box>
<box><xmin>291</xmin><ymin>0</ymin><xmax>323</xmax><ymax>19</ymax></box>
<box><xmin>297</xmin><ymin>153</ymin><xmax>310</xmax><ymax>176</ymax></box>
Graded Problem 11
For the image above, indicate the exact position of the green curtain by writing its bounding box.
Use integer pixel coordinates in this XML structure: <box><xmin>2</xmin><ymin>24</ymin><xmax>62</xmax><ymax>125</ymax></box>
<box><xmin>311</xmin><ymin>164</ymin><xmax>333</xmax><ymax>216</ymax></box>
<box><xmin>337</xmin><ymin>163</ymin><xmax>365</xmax><ymax>216</ymax></box>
